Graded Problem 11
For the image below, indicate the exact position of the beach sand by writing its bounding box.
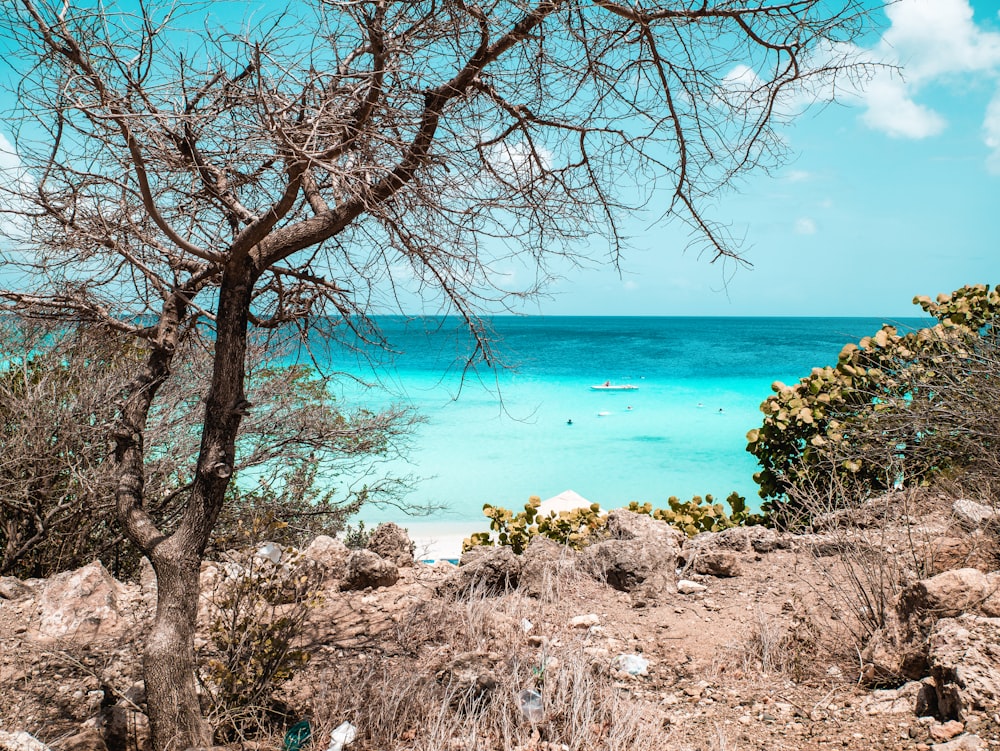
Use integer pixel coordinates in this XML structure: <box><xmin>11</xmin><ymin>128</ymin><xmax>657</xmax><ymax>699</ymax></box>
<box><xmin>404</xmin><ymin>520</ymin><xmax>483</xmax><ymax>562</ymax></box>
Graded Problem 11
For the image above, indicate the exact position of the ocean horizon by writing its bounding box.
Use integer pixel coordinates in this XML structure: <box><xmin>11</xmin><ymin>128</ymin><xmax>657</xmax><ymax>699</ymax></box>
<box><xmin>298</xmin><ymin>315</ymin><xmax>932</xmax><ymax>529</ymax></box>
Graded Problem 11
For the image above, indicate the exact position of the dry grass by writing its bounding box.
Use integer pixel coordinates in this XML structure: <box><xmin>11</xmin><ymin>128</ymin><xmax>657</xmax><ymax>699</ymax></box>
<box><xmin>303</xmin><ymin>585</ymin><xmax>662</xmax><ymax>751</ymax></box>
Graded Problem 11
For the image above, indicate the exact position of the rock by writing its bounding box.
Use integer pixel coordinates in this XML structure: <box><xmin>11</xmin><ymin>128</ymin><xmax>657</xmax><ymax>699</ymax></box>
<box><xmin>924</xmin><ymin>535</ymin><xmax>999</xmax><ymax>576</ymax></box>
<box><xmin>32</xmin><ymin>561</ymin><xmax>125</xmax><ymax>642</ymax></box>
<box><xmin>105</xmin><ymin>681</ymin><xmax>150</xmax><ymax>751</ymax></box>
<box><xmin>796</xmin><ymin>534</ymin><xmax>843</xmax><ymax>557</ymax></box>
<box><xmin>929</xmin><ymin>721</ymin><xmax>966</xmax><ymax>742</ymax></box>
<box><xmin>436</xmin><ymin>651</ymin><xmax>499</xmax><ymax>710</ymax></box>
<box><xmin>604</xmin><ymin>509</ymin><xmax>686</xmax><ymax>548</ymax></box>
<box><xmin>691</xmin><ymin>551</ymin><xmax>742</xmax><ymax>578</ymax></box>
<box><xmin>570</xmin><ymin>613</ymin><xmax>600</xmax><ymax>629</ymax></box>
<box><xmin>902</xmin><ymin>569</ymin><xmax>1000</xmax><ymax>619</ymax></box>
<box><xmin>518</xmin><ymin>536</ymin><xmax>577</xmax><ymax>599</ymax></box>
<box><xmin>612</xmin><ymin>653</ymin><xmax>650</xmax><ymax>676</ymax></box>
<box><xmin>864</xmin><ymin>684</ymin><xmax>923</xmax><ymax>715</ymax></box>
<box><xmin>0</xmin><ymin>576</ymin><xmax>30</xmax><ymax>600</ymax></box>
<box><xmin>952</xmin><ymin>499</ymin><xmax>999</xmax><ymax>530</ymax></box>
<box><xmin>929</xmin><ymin>615</ymin><xmax>1000</xmax><ymax>721</ymax></box>
<box><xmin>585</xmin><ymin>537</ymin><xmax>677</xmax><ymax>592</ymax></box>
<box><xmin>302</xmin><ymin>535</ymin><xmax>351</xmax><ymax>579</ymax></box>
<box><xmin>340</xmin><ymin>550</ymin><xmax>399</xmax><ymax>590</ymax></box>
<box><xmin>367</xmin><ymin>523</ymin><xmax>415</xmax><ymax>568</ymax></box>
<box><xmin>689</xmin><ymin>526</ymin><xmax>783</xmax><ymax>554</ymax></box>
<box><xmin>916</xmin><ymin>676</ymin><xmax>940</xmax><ymax>717</ymax></box>
<box><xmin>56</xmin><ymin>728</ymin><xmax>109</xmax><ymax>751</ymax></box>
<box><xmin>677</xmin><ymin>579</ymin><xmax>707</xmax><ymax>594</ymax></box>
<box><xmin>931</xmin><ymin>735</ymin><xmax>984</xmax><ymax>751</ymax></box>
<box><xmin>450</xmin><ymin>546</ymin><xmax>522</xmax><ymax>596</ymax></box>
<box><xmin>0</xmin><ymin>731</ymin><xmax>49</xmax><ymax>751</ymax></box>
<box><xmin>583</xmin><ymin>510</ymin><xmax>682</xmax><ymax>593</ymax></box>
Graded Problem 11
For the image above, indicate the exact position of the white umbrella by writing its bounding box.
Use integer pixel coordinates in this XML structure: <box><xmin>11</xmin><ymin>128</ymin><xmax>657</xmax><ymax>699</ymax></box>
<box><xmin>538</xmin><ymin>489</ymin><xmax>597</xmax><ymax>516</ymax></box>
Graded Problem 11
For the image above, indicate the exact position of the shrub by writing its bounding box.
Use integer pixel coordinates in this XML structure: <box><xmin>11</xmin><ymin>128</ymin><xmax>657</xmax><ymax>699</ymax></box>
<box><xmin>463</xmin><ymin>492</ymin><xmax>753</xmax><ymax>553</ymax></box>
<box><xmin>199</xmin><ymin>519</ymin><xmax>322</xmax><ymax>741</ymax></box>
<box><xmin>342</xmin><ymin>520</ymin><xmax>373</xmax><ymax>550</ymax></box>
<box><xmin>628</xmin><ymin>492</ymin><xmax>758</xmax><ymax>536</ymax></box>
<box><xmin>748</xmin><ymin>284</ymin><xmax>1000</xmax><ymax>523</ymax></box>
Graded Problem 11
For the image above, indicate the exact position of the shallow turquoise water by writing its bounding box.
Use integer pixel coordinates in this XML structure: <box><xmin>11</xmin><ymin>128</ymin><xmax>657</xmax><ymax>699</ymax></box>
<box><xmin>304</xmin><ymin>316</ymin><xmax>930</xmax><ymax>522</ymax></box>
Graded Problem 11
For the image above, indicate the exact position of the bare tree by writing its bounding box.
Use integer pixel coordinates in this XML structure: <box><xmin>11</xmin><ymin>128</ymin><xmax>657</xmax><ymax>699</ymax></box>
<box><xmin>0</xmin><ymin>0</ymin><xmax>874</xmax><ymax>746</ymax></box>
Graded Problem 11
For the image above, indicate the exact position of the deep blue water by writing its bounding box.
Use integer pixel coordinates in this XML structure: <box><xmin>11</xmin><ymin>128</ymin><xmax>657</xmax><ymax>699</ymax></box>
<box><xmin>299</xmin><ymin>316</ymin><xmax>931</xmax><ymax>521</ymax></box>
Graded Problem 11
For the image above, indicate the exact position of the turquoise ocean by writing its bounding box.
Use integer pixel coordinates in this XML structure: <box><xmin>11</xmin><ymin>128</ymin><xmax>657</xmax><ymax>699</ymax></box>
<box><xmin>311</xmin><ymin>316</ymin><xmax>929</xmax><ymax>526</ymax></box>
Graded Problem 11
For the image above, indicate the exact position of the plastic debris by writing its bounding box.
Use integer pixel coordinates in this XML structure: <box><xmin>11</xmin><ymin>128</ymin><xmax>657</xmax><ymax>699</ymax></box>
<box><xmin>282</xmin><ymin>719</ymin><xmax>311</xmax><ymax>751</ymax></box>
<box><xmin>256</xmin><ymin>541</ymin><xmax>282</xmax><ymax>564</ymax></box>
<box><xmin>519</xmin><ymin>689</ymin><xmax>544</xmax><ymax>723</ymax></box>
<box><xmin>327</xmin><ymin>721</ymin><xmax>358</xmax><ymax>751</ymax></box>
<box><xmin>613</xmin><ymin>653</ymin><xmax>650</xmax><ymax>676</ymax></box>
<box><xmin>520</xmin><ymin>618</ymin><xmax>533</xmax><ymax>633</ymax></box>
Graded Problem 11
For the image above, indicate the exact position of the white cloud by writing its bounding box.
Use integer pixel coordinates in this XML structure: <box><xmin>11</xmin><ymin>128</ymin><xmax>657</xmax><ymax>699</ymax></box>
<box><xmin>985</xmin><ymin>87</ymin><xmax>1000</xmax><ymax>173</ymax></box>
<box><xmin>784</xmin><ymin>170</ymin><xmax>813</xmax><ymax>182</ymax></box>
<box><xmin>0</xmin><ymin>132</ymin><xmax>33</xmax><ymax>242</ymax></box>
<box><xmin>856</xmin><ymin>0</ymin><xmax>1000</xmax><ymax>141</ymax></box>
<box><xmin>861</xmin><ymin>74</ymin><xmax>947</xmax><ymax>138</ymax></box>
<box><xmin>880</xmin><ymin>0</ymin><xmax>1000</xmax><ymax>82</ymax></box>
<box><xmin>794</xmin><ymin>217</ymin><xmax>817</xmax><ymax>235</ymax></box>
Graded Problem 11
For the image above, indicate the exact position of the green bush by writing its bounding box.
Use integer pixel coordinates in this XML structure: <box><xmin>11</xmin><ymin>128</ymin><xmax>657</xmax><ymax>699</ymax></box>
<box><xmin>463</xmin><ymin>492</ymin><xmax>754</xmax><ymax>553</ymax></box>
<box><xmin>748</xmin><ymin>284</ymin><xmax>1000</xmax><ymax>522</ymax></box>
<box><xmin>629</xmin><ymin>492</ymin><xmax>758</xmax><ymax>536</ymax></box>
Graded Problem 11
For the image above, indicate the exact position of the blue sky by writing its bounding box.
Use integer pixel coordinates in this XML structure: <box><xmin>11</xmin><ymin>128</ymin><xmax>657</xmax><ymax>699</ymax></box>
<box><xmin>1</xmin><ymin>0</ymin><xmax>997</xmax><ymax>318</ymax></box>
<box><xmin>543</xmin><ymin>0</ymin><xmax>1000</xmax><ymax>317</ymax></box>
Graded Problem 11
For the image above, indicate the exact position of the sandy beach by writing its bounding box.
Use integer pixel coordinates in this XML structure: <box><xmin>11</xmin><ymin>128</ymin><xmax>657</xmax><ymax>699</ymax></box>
<box><xmin>404</xmin><ymin>519</ymin><xmax>484</xmax><ymax>561</ymax></box>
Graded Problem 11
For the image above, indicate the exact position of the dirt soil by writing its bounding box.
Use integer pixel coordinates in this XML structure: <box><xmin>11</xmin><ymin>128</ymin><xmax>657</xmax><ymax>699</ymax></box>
<box><xmin>1</xmin><ymin>500</ymin><xmax>998</xmax><ymax>751</ymax></box>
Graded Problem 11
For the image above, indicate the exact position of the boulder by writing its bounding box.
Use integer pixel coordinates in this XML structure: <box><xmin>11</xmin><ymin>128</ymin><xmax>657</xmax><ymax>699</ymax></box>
<box><xmin>863</xmin><ymin>568</ymin><xmax>1000</xmax><ymax>683</ymax></box>
<box><xmin>583</xmin><ymin>510</ymin><xmax>682</xmax><ymax>593</ymax></box>
<box><xmin>518</xmin><ymin>536</ymin><xmax>577</xmax><ymax>599</ymax></box>
<box><xmin>690</xmin><ymin>550</ymin><xmax>742</xmax><ymax>578</ymax></box>
<box><xmin>584</xmin><ymin>537</ymin><xmax>678</xmax><ymax>593</ymax></box>
<box><xmin>32</xmin><ymin>561</ymin><xmax>125</xmax><ymax>642</ymax></box>
<box><xmin>449</xmin><ymin>546</ymin><xmax>522</xmax><ymax>596</ymax></box>
<box><xmin>901</xmin><ymin>568</ymin><xmax>1000</xmax><ymax>619</ymax></box>
<box><xmin>340</xmin><ymin>549</ymin><xmax>399</xmax><ymax>590</ymax></box>
<box><xmin>0</xmin><ymin>576</ymin><xmax>31</xmax><ymax>601</ymax></box>
<box><xmin>0</xmin><ymin>731</ymin><xmax>49</xmax><ymax>751</ymax></box>
<box><xmin>689</xmin><ymin>526</ymin><xmax>783</xmax><ymax>554</ymax></box>
<box><xmin>302</xmin><ymin>535</ymin><xmax>350</xmax><ymax>580</ymax></box>
<box><xmin>952</xmin><ymin>499</ymin><xmax>999</xmax><ymax>530</ymax></box>
<box><xmin>367</xmin><ymin>522</ymin><xmax>415</xmax><ymax>568</ymax></box>
<box><xmin>605</xmin><ymin>509</ymin><xmax>685</xmax><ymax>548</ymax></box>
<box><xmin>929</xmin><ymin>615</ymin><xmax>1000</xmax><ymax>721</ymax></box>
<box><xmin>56</xmin><ymin>728</ymin><xmax>109</xmax><ymax>751</ymax></box>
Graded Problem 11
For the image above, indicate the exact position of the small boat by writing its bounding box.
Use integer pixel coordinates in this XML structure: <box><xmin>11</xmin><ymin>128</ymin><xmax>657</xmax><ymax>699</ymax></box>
<box><xmin>591</xmin><ymin>382</ymin><xmax>639</xmax><ymax>391</ymax></box>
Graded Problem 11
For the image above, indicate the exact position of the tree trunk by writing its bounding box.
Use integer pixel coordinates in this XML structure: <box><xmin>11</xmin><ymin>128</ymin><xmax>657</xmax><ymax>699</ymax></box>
<box><xmin>140</xmin><ymin>259</ymin><xmax>255</xmax><ymax>751</ymax></box>
<box><xmin>144</xmin><ymin>543</ymin><xmax>212</xmax><ymax>750</ymax></box>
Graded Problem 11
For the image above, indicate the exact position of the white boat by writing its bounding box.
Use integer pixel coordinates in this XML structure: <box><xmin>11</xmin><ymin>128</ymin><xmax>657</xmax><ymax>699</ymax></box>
<box><xmin>590</xmin><ymin>382</ymin><xmax>639</xmax><ymax>391</ymax></box>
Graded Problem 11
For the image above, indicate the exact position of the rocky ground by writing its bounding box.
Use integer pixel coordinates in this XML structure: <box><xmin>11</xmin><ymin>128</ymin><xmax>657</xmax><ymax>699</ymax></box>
<box><xmin>2</xmin><ymin>492</ymin><xmax>1000</xmax><ymax>751</ymax></box>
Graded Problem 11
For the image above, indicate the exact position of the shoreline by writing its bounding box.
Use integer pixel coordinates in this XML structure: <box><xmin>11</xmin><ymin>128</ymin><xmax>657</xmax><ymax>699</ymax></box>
<box><xmin>404</xmin><ymin>519</ymin><xmax>484</xmax><ymax>561</ymax></box>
